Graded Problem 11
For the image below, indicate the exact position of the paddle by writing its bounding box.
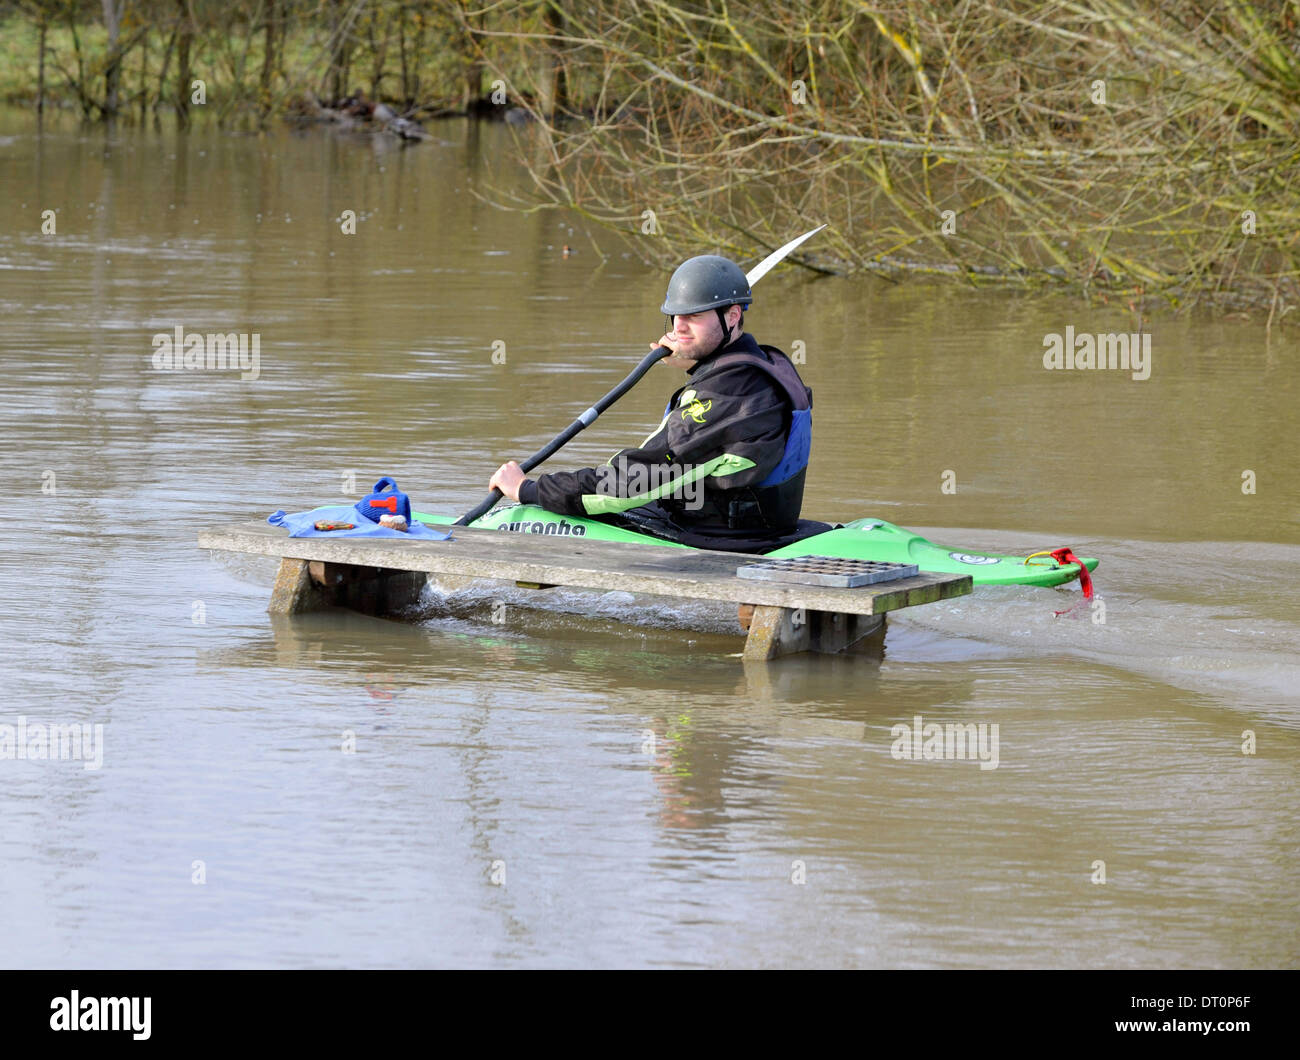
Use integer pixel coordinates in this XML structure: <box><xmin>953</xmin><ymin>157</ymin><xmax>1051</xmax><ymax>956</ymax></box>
<box><xmin>455</xmin><ymin>224</ymin><xmax>827</xmax><ymax>526</ymax></box>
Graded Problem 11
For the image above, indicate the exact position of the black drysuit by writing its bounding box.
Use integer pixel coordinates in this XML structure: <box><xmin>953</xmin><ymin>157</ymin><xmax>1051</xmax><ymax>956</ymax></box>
<box><xmin>517</xmin><ymin>333</ymin><xmax>816</xmax><ymax>551</ymax></box>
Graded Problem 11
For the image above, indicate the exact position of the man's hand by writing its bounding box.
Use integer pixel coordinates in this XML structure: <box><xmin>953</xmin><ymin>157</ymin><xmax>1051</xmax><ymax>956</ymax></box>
<box><xmin>653</xmin><ymin>336</ymin><xmax>694</xmax><ymax>371</ymax></box>
<box><xmin>489</xmin><ymin>460</ymin><xmax>528</xmax><ymax>502</ymax></box>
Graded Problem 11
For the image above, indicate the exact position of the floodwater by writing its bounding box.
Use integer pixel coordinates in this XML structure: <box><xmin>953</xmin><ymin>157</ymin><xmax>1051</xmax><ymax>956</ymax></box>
<box><xmin>0</xmin><ymin>111</ymin><xmax>1296</xmax><ymax>968</ymax></box>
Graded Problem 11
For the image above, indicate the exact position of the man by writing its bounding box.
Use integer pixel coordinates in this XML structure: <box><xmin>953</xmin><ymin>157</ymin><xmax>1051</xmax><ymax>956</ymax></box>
<box><xmin>488</xmin><ymin>254</ymin><xmax>816</xmax><ymax>552</ymax></box>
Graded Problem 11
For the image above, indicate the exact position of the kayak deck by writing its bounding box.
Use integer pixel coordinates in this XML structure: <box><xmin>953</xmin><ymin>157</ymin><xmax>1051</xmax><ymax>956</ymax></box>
<box><xmin>414</xmin><ymin>509</ymin><xmax>1098</xmax><ymax>589</ymax></box>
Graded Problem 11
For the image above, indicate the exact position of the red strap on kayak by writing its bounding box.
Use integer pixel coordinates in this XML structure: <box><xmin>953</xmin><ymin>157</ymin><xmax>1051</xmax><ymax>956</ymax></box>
<box><xmin>1026</xmin><ymin>546</ymin><xmax>1094</xmax><ymax>617</ymax></box>
<box><xmin>1049</xmin><ymin>547</ymin><xmax>1093</xmax><ymax>600</ymax></box>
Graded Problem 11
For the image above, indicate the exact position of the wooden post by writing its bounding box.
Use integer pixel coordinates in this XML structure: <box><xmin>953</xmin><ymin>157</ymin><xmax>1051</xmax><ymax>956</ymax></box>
<box><xmin>742</xmin><ymin>604</ymin><xmax>885</xmax><ymax>661</ymax></box>
<box><xmin>268</xmin><ymin>558</ymin><xmax>425</xmax><ymax>616</ymax></box>
<box><xmin>268</xmin><ymin>558</ymin><xmax>331</xmax><ymax>614</ymax></box>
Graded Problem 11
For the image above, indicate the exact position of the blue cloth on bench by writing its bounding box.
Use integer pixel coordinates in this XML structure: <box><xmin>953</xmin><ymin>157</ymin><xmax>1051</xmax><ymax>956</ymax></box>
<box><xmin>267</xmin><ymin>505</ymin><xmax>452</xmax><ymax>539</ymax></box>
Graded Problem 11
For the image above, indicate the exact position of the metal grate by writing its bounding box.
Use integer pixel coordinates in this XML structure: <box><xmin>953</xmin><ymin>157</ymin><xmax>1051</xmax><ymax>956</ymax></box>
<box><xmin>734</xmin><ymin>555</ymin><xmax>919</xmax><ymax>588</ymax></box>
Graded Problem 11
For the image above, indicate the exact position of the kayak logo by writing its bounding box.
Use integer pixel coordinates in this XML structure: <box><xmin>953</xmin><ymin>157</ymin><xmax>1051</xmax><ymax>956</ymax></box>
<box><xmin>891</xmin><ymin>714</ymin><xmax>1000</xmax><ymax>771</ymax></box>
<box><xmin>498</xmin><ymin>519</ymin><xmax>586</xmax><ymax>536</ymax></box>
<box><xmin>1042</xmin><ymin>327</ymin><xmax>1151</xmax><ymax>380</ymax></box>
<box><xmin>949</xmin><ymin>552</ymin><xmax>1000</xmax><ymax>565</ymax></box>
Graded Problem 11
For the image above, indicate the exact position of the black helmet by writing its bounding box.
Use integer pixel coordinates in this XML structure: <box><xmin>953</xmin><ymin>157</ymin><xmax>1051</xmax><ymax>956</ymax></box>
<box><xmin>660</xmin><ymin>255</ymin><xmax>752</xmax><ymax>315</ymax></box>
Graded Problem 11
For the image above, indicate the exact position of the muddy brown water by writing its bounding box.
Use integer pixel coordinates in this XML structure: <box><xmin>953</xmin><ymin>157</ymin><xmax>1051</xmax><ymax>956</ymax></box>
<box><xmin>0</xmin><ymin>112</ymin><xmax>1295</xmax><ymax>967</ymax></box>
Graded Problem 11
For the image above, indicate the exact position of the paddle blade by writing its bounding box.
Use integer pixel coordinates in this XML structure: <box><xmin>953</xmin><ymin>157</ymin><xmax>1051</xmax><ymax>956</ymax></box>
<box><xmin>744</xmin><ymin>224</ymin><xmax>827</xmax><ymax>286</ymax></box>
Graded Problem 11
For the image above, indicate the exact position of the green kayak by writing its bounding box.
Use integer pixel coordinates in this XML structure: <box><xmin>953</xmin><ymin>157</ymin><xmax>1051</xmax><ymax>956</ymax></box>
<box><xmin>414</xmin><ymin>506</ymin><xmax>1098</xmax><ymax>589</ymax></box>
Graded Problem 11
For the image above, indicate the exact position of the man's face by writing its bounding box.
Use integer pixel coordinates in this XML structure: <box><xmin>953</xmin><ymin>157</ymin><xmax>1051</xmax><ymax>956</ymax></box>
<box><xmin>668</xmin><ymin>306</ymin><xmax>740</xmax><ymax>359</ymax></box>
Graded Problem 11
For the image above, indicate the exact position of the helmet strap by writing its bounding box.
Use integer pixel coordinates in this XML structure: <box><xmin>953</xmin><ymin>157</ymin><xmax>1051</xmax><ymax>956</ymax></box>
<box><xmin>707</xmin><ymin>306</ymin><xmax>735</xmax><ymax>358</ymax></box>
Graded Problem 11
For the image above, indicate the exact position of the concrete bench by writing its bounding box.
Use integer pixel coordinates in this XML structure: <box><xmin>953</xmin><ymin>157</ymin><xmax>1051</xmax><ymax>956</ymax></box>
<box><xmin>197</xmin><ymin>521</ymin><xmax>972</xmax><ymax>660</ymax></box>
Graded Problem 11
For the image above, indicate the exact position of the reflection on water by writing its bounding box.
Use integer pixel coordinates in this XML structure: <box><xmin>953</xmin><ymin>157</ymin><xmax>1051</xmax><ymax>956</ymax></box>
<box><xmin>0</xmin><ymin>110</ymin><xmax>1296</xmax><ymax>968</ymax></box>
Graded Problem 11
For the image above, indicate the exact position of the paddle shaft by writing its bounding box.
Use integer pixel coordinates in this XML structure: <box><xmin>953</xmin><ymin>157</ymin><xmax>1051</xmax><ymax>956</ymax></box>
<box><xmin>454</xmin><ymin>345</ymin><xmax>671</xmax><ymax>526</ymax></box>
